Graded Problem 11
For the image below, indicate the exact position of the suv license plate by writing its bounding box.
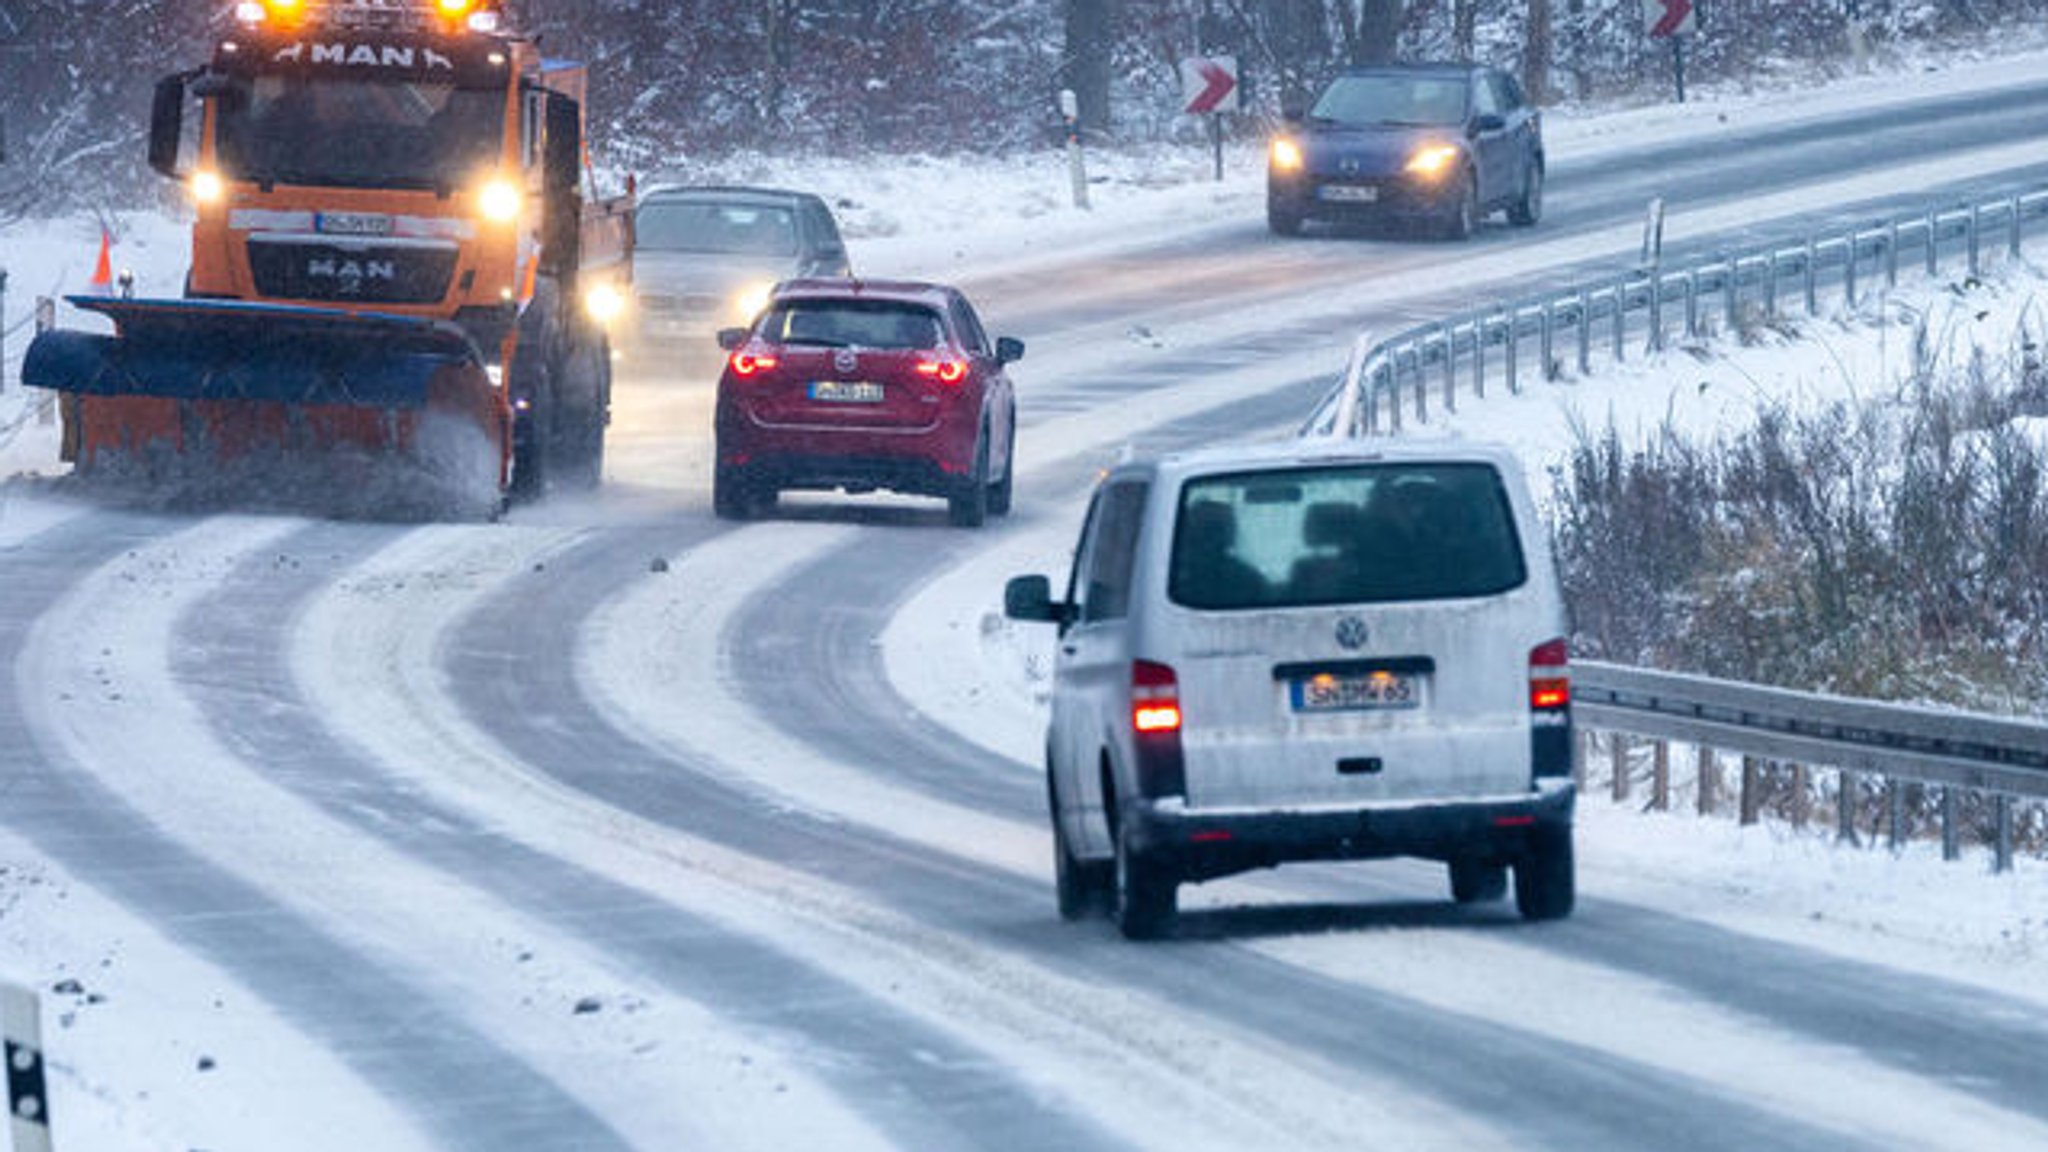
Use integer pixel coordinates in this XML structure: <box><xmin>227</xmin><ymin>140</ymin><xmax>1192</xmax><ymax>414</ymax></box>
<box><xmin>809</xmin><ymin>380</ymin><xmax>884</xmax><ymax>403</ymax></box>
<box><xmin>1318</xmin><ymin>185</ymin><xmax>1378</xmax><ymax>203</ymax></box>
<box><xmin>1292</xmin><ymin>671</ymin><xmax>1418</xmax><ymax>712</ymax></box>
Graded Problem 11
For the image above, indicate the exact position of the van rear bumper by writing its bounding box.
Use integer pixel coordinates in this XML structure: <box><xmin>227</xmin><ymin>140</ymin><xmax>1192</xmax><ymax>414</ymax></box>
<box><xmin>1129</xmin><ymin>779</ymin><xmax>1576</xmax><ymax>884</ymax></box>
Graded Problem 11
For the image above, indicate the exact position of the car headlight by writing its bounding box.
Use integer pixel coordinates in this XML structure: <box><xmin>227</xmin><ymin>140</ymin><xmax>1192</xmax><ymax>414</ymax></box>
<box><xmin>1269</xmin><ymin>138</ymin><xmax>1304</xmax><ymax>172</ymax></box>
<box><xmin>1404</xmin><ymin>144</ymin><xmax>1461</xmax><ymax>179</ymax></box>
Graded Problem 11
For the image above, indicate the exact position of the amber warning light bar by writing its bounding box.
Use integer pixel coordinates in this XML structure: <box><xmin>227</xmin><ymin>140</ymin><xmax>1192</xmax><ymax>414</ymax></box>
<box><xmin>233</xmin><ymin>0</ymin><xmax>505</xmax><ymax>34</ymax></box>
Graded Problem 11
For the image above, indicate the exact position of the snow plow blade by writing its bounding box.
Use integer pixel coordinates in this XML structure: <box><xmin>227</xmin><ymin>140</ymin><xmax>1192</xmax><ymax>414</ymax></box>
<box><xmin>24</xmin><ymin>297</ymin><xmax>511</xmax><ymax>517</ymax></box>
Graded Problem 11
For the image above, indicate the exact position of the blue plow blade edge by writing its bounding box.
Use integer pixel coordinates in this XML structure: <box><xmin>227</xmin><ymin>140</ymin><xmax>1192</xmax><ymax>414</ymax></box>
<box><xmin>22</xmin><ymin>296</ymin><xmax>484</xmax><ymax>408</ymax></box>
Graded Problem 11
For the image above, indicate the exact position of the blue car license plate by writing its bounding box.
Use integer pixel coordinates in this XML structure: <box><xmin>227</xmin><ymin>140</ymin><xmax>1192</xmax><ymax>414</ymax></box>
<box><xmin>1291</xmin><ymin>670</ymin><xmax>1418</xmax><ymax>712</ymax></box>
<box><xmin>809</xmin><ymin>380</ymin><xmax>884</xmax><ymax>403</ymax></box>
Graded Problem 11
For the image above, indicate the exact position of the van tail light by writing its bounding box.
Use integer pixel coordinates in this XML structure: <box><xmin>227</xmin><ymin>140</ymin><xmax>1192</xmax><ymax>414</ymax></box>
<box><xmin>1130</xmin><ymin>660</ymin><xmax>1187</xmax><ymax>799</ymax></box>
<box><xmin>1131</xmin><ymin>660</ymin><xmax>1181</xmax><ymax>732</ymax></box>
<box><xmin>1528</xmin><ymin>637</ymin><xmax>1573</xmax><ymax>779</ymax></box>
<box><xmin>730</xmin><ymin>350</ymin><xmax>778</xmax><ymax>377</ymax></box>
<box><xmin>1529</xmin><ymin>637</ymin><xmax>1570</xmax><ymax>712</ymax></box>
<box><xmin>914</xmin><ymin>356</ymin><xmax>968</xmax><ymax>385</ymax></box>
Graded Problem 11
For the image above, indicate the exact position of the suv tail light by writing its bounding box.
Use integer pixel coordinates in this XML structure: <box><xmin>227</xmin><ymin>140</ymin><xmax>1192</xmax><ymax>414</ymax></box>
<box><xmin>1528</xmin><ymin>637</ymin><xmax>1572</xmax><ymax>779</ymax></box>
<box><xmin>730</xmin><ymin>349</ymin><xmax>778</xmax><ymax>377</ymax></box>
<box><xmin>914</xmin><ymin>356</ymin><xmax>968</xmax><ymax>385</ymax></box>
<box><xmin>1130</xmin><ymin>660</ymin><xmax>1187</xmax><ymax>799</ymax></box>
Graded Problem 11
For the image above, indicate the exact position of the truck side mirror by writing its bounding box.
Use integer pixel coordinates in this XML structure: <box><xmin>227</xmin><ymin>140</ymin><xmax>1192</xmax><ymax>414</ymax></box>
<box><xmin>148</xmin><ymin>74</ymin><xmax>189</xmax><ymax>178</ymax></box>
<box><xmin>539</xmin><ymin>91</ymin><xmax>583</xmax><ymax>276</ymax></box>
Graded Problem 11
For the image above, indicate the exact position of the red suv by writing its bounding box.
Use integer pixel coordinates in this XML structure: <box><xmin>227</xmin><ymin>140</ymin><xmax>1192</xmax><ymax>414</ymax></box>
<box><xmin>713</xmin><ymin>278</ymin><xmax>1023</xmax><ymax>526</ymax></box>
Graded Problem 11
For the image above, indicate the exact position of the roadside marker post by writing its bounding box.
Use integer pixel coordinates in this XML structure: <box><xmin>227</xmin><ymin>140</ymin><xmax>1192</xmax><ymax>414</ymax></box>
<box><xmin>2</xmin><ymin>980</ymin><xmax>52</xmax><ymax>1152</ymax></box>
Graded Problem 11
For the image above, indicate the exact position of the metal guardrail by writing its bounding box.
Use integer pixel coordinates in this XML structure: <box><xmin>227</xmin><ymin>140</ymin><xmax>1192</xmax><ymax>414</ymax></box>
<box><xmin>1303</xmin><ymin>186</ymin><xmax>2048</xmax><ymax>438</ymax></box>
<box><xmin>1576</xmin><ymin>661</ymin><xmax>2048</xmax><ymax>871</ymax></box>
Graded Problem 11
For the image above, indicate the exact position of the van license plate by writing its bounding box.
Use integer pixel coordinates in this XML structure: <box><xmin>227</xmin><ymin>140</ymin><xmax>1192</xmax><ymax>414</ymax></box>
<box><xmin>1292</xmin><ymin>671</ymin><xmax>1418</xmax><ymax>712</ymax></box>
<box><xmin>809</xmin><ymin>381</ymin><xmax>884</xmax><ymax>403</ymax></box>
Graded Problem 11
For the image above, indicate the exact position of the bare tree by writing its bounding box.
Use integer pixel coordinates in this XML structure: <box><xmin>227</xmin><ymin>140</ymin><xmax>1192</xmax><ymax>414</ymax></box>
<box><xmin>1063</xmin><ymin>0</ymin><xmax>1116</xmax><ymax>133</ymax></box>
<box><xmin>1523</xmin><ymin>0</ymin><xmax>1552</xmax><ymax>102</ymax></box>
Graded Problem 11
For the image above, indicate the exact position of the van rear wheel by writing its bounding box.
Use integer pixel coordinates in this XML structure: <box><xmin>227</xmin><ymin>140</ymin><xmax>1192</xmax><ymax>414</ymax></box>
<box><xmin>1050</xmin><ymin>774</ymin><xmax>1109</xmax><ymax>920</ymax></box>
<box><xmin>1514</xmin><ymin>828</ymin><xmax>1575</xmax><ymax>921</ymax></box>
<box><xmin>1113</xmin><ymin>811</ymin><xmax>1176</xmax><ymax>940</ymax></box>
<box><xmin>1449</xmin><ymin>859</ymin><xmax>1508</xmax><ymax>904</ymax></box>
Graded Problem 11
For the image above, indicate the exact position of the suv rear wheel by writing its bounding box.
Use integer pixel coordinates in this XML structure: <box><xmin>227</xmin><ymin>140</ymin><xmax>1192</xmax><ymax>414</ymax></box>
<box><xmin>948</xmin><ymin>432</ymin><xmax>991</xmax><ymax>528</ymax></box>
<box><xmin>1507</xmin><ymin>161</ymin><xmax>1543</xmax><ymax>227</ymax></box>
<box><xmin>1441</xmin><ymin>170</ymin><xmax>1480</xmax><ymax>241</ymax></box>
<box><xmin>1514</xmin><ymin>828</ymin><xmax>1575</xmax><ymax>921</ymax></box>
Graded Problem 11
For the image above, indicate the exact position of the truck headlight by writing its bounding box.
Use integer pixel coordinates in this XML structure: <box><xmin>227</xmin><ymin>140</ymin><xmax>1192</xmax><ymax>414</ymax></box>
<box><xmin>479</xmin><ymin>178</ymin><xmax>522</xmax><ymax>223</ymax></box>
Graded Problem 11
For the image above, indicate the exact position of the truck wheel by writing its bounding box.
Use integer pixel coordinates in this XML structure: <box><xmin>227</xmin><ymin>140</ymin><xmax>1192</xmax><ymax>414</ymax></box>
<box><xmin>1449</xmin><ymin>859</ymin><xmax>1508</xmax><ymax>903</ymax></box>
<box><xmin>551</xmin><ymin>334</ymin><xmax>608</xmax><ymax>490</ymax></box>
<box><xmin>1514</xmin><ymin>828</ymin><xmax>1575</xmax><ymax>921</ymax></box>
<box><xmin>510</xmin><ymin>406</ymin><xmax>547</xmax><ymax>500</ymax></box>
<box><xmin>1113</xmin><ymin>809</ymin><xmax>1176</xmax><ymax>941</ymax></box>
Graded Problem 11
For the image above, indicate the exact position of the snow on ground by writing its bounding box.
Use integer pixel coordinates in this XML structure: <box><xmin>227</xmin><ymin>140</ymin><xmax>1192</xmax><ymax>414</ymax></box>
<box><xmin>1</xmin><ymin>35</ymin><xmax>2047</xmax><ymax>1151</ymax></box>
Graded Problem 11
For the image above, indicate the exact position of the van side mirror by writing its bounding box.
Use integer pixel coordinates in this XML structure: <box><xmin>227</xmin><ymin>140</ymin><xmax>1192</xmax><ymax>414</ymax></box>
<box><xmin>1004</xmin><ymin>574</ymin><xmax>1066</xmax><ymax>623</ymax></box>
<box><xmin>995</xmin><ymin>336</ymin><xmax>1025</xmax><ymax>365</ymax></box>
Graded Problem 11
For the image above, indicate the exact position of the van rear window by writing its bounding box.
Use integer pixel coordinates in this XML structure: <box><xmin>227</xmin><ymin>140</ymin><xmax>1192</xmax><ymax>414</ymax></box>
<box><xmin>1168</xmin><ymin>463</ymin><xmax>1527</xmax><ymax>609</ymax></box>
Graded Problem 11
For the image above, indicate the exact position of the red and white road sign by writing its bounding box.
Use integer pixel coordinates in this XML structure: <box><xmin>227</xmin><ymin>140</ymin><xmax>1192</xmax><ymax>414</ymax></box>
<box><xmin>1180</xmin><ymin>56</ymin><xmax>1239</xmax><ymax>115</ymax></box>
<box><xmin>1644</xmin><ymin>0</ymin><xmax>1695</xmax><ymax>38</ymax></box>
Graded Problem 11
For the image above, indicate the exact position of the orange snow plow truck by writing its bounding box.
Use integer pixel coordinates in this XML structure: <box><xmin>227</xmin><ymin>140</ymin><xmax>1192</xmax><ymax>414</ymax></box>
<box><xmin>24</xmin><ymin>0</ymin><xmax>629</xmax><ymax>513</ymax></box>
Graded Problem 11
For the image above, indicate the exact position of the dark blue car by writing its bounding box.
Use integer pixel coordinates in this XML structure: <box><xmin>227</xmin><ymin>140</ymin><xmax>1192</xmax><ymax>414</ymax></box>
<box><xmin>1267</xmin><ymin>62</ymin><xmax>1543</xmax><ymax>240</ymax></box>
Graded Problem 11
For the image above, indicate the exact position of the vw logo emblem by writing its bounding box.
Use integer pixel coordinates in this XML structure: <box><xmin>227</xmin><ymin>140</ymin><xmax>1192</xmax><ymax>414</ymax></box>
<box><xmin>833</xmin><ymin>349</ymin><xmax>859</xmax><ymax>374</ymax></box>
<box><xmin>1339</xmin><ymin>159</ymin><xmax>1358</xmax><ymax>174</ymax></box>
<box><xmin>1334</xmin><ymin>616</ymin><xmax>1369</xmax><ymax>650</ymax></box>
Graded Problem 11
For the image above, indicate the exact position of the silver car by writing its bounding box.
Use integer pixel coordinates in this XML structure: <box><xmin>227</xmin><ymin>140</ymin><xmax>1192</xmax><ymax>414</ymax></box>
<box><xmin>1005</xmin><ymin>439</ymin><xmax>1576</xmax><ymax>939</ymax></box>
<box><xmin>626</xmin><ymin>185</ymin><xmax>851</xmax><ymax>360</ymax></box>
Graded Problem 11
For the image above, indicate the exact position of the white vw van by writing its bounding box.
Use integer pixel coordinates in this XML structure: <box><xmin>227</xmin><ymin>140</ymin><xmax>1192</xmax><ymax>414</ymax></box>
<box><xmin>1005</xmin><ymin>439</ymin><xmax>1575</xmax><ymax>939</ymax></box>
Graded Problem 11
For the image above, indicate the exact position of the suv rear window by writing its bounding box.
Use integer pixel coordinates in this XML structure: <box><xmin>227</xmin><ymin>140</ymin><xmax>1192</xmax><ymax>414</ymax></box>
<box><xmin>1168</xmin><ymin>463</ymin><xmax>1527</xmax><ymax>609</ymax></box>
<box><xmin>758</xmin><ymin>300</ymin><xmax>943</xmax><ymax>349</ymax></box>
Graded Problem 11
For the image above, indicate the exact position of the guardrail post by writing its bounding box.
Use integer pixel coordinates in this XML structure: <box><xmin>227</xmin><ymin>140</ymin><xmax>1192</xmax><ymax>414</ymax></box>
<box><xmin>1540</xmin><ymin>302</ymin><xmax>1556</xmax><ymax>381</ymax></box>
<box><xmin>1439</xmin><ymin>326</ymin><xmax>1456</xmax><ymax>414</ymax></box>
<box><xmin>1573</xmin><ymin>728</ymin><xmax>1588</xmax><ymax>790</ymax></box>
<box><xmin>1886</xmin><ymin>780</ymin><xmax>1906</xmax><ymax>852</ymax></box>
<box><xmin>1683</xmin><ymin>271</ymin><xmax>1699</xmax><ymax>339</ymax></box>
<box><xmin>1506</xmin><ymin>311</ymin><xmax>1521</xmax><ymax>394</ymax></box>
<box><xmin>1472</xmin><ymin>318</ymin><xmax>1486</xmax><ymax>400</ymax></box>
<box><xmin>1723</xmin><ymin>261</ymin><xmax>1739</xmax><ymax>337</ymax></box>
<box><xmin>1652</xmin><ymin>740</ymin><xmax>1671</xmax><ymax>811</ymax></box>
<box><xmin>1697</xmin><ymin>746</ymin><xmax>1717</xmax><ymax>815</ymax></box>
<box><xmin>1739</xmin><ymin>755</ymin><xmax>1762</xmax><ymax>826</ymax></box>
<box><xmin>1968</xmin><ymin>203</ymin><xmax>1982</xmax><ymax>278</ymax></box>
<box><xmin>1407</xmin><ymin>346</ymin><xmax>1426</xmax><ymax>424</ymax></box>
<box><xmin>1790</xmin><ymin>763</ymin><xmax>1810</xmax><ymax>830</ymax></box>
<box><xmin>1941</xmin><ymin>788</ymin><xmax>1960</xmax><ymax>862</ymax></box>
<box><xmin>1925</xmin><ymin>209</ymin><xmax>1939</xmax><ymax>277</ymax></box>
<box><xmin>1647</xmin><ymin>275</ymin><xmax>1664</xmax><ymax>353</ymax></box>
<box><xmin>1382</xmin><ymin>362</ymin><xmax>1400</xmax><ymax>434</ymax></box>
<box><xmin>1612</xmin><ymin>280</ymin><xmax>1628</xmax><ymax>363</ymax></box>
<box><xmin>1804</xmin><ymin>239</ymin><xmax>1819</xmax><ymax>316</ymax></box>
<box><xmin>1577</xmin><ymin>289</ymin><xmax>1592</xmax><ymax>377</ymax></box>
<box><xmin>1843</xmin><ymin>232</ymin><xmax>1858</xmax><ymax>307</ymax></box>
<box><xmin>1885</xmin><ymin>221</ymin><xmax>1899</xmax><ymax>288</ymax></box>
<box><xmin>1994</xmin><ymin>795</ymin><xmax>2013</xmax><ymax>873</ymax></box>
<box><xmin>1837</xmin><ymin>769</ymin><xmax>1859</xmax><ymax>846</ymax></box>
<box><xmin>1611</xmin><ymin>733</ymin><xmax>1630</xmax><ymax>802</ymax></box>
<box><xmin>2010</xmin><ymin>195</ymin><xmax>2024</xmax><ymax>258</ymax></box>
<box><xmin>1764</xmin><ymin>251</ymin><xmax>1779</xmax><ymax>317</ymax></box>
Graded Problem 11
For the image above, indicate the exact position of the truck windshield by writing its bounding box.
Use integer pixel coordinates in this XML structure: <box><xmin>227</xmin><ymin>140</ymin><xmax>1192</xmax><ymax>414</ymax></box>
<box><xmin>214</xmin><ymin>75</ymin><xmax>504</xmax><ymax>191</ymax></box>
